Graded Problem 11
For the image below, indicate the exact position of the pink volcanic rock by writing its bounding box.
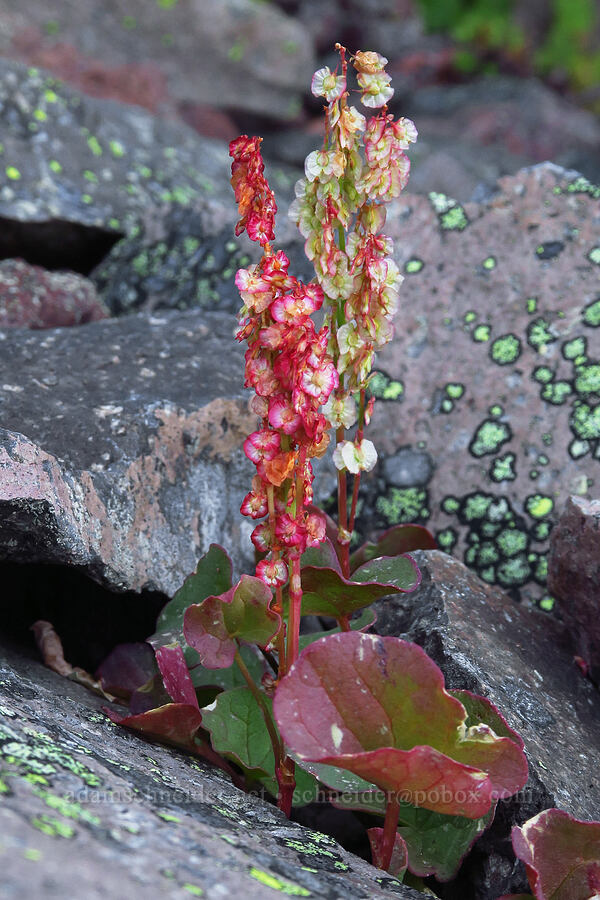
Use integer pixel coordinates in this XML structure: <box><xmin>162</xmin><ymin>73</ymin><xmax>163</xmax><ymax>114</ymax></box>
<box><xmin>361</xmin><ymin>162</ymin><xmax>600</xmax><ymax>606</ymax></box>
<box><xmin>0</xmin><ymin>259</ymin><xmax>108</xmax><ymax>328</ymax></box>
<box><xmin>548</xmin><ymin>495</ymin><xmax>600</xmax><ymax>682</ymax></box>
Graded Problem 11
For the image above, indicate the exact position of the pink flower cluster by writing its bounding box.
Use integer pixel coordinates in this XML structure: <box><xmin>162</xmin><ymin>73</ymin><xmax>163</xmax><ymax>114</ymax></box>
<box><xmin>230</xmin><ymin>138</ymin><xmax>337</xmax><ymax>587</ymax></box>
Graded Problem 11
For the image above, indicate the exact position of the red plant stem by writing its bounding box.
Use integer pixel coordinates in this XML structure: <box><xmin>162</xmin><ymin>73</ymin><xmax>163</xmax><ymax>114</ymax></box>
<box><xmin>338</xmin><ymin>614</ymin><xmax>351</xmax><ymax>632</ymax></box>
<box><xmin>336</xmin><ymin>425</ymin><xmax>351</xmax><ymax>579</ymax></box>
<box><xmin>276</xmin><ymin>755</ymin><xmax>296</xmax><ymax>818</ymax></box>
<box><xmin>286</xmin><ymin>554</ymin><xmax>302</xmax><ymax>671</ymax></box>
<box><xmin>379</xmin><ymin>792</ymin><xmax>401</xmax><ymax>872</ymax></box>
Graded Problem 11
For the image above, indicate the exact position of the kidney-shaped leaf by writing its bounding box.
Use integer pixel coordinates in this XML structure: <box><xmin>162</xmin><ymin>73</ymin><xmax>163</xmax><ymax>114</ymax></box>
<box><xmin>149</xmin><ymin>544</ymin><xmax>233</xmax><ymax>660</ymax></box>
<box><xmin>512</xmin><ymin>808</ymin><xmax>600</xmax><ymax>900</ymax></box>
<box><xmin>184</xmin><ymin>575</ymin><xmax>281</xmax><ymax>669</ymax></box>
<box><xmin>299</xmin><ymin>555</ymin><xmax>420</xmax><ymax>619</ymax></box>
<box><xmin>350</xmin><ymin>524</ymin><xmax>437</xmax><ymax>572</ymax></box>
<box><xmin>273</xmin><ymin>632</ymin><xmax>527</xmax><ymax>819</ymax></box>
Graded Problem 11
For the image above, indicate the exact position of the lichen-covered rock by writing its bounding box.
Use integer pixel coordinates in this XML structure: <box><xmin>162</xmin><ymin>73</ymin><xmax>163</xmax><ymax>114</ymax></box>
<box><xmin>0</xmin><ymin>309</ymin><xmax>257</xmax><ymax>594</ymax></box>
<box><xmin>0</xmin><ymin>0</ymin><xmax>315</xmax><ymax>123</ymax></box>
<box><xmin>90</xmin><ymin>208</ymin><xmax>250</xmax><ymax>317</ymax></box>
<box><xmin>0</xmin><ymin>58</ymin><xmax>235</xmax><ymax>271</ymax></box>
<box><xmin>0</xmin><ymin>258</ymin><xmax>108</xmax><ymax>328</ymax></box>
<box><xmin>374</xmin><ymin>549</ymin><xmax>600</xmax><ymax>899</ymax></box>
<box><xmin>548</xmin><ymin>494</ymin><xmax>600</xmax><ymax>682</ymax></box>
<box><xmin>0</xmin><ymin>635</ymin><xmax>420</xmax><ymax>899</ymax></box>
<box><xmin>361</xmin><ymin>163</ymin><xmax>600</xmax><ymax>605</ymax></box>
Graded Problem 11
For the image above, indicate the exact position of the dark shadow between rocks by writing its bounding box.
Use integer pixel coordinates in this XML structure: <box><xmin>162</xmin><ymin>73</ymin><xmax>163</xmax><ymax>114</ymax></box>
<box><xmin>0</xmin><ymin>217</ymin><xmax>122</xmax><ymax>275</ymax></box>
<box><xmin>0</xmin><ymin>560</ymin><xmax>167</xmax><ymax>672</ymax></box>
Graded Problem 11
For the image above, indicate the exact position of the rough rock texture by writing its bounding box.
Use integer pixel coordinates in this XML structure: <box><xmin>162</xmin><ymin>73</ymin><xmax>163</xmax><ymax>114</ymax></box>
<box><xmin>0</xmin><ymin>309</ymin><xmax>257</xmax><ymax>594</ymax></box>
<box><xmin>0</xmin><ymin>58</ymin><xmax>234</xmax><ymax>271</ymax></box>
<box><xmin>0</xmin><ymin>0</ymin><xmax>315</xmax><ymax>123</ymax></box>
<box><xmin>357</xmin><ymin>162</ymin><xmax>600</xmax><ymax>605</ymax></box>
<box><xmin>0</xmin><ymin>635</ymin><xmax>420</xmax><ymax>899</ymax></box>
<box><xmin>0</xmin><ymin>258</ymin><xmax>108</xmax><ymax>327</ymax></box>
<box><xmin>548</xmin><ymin>494</ymin><xmax>600</xmax><ymax>682</ymax></box>
<box><xmin>374</xmin><ymin>549</ymin><xmax>600</xmax><ymax>899</ymax></box>
<box><xmin>90</xmin><ymin>207</ymin><xmax>250</xmax><ymax>317</ymax></box>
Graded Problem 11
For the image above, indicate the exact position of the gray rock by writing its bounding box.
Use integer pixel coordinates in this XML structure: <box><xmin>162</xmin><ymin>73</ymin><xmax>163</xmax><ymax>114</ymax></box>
<box><xmin>0</xmin><ymin>309</ymin><xmax>257</xmax><ymax>594</ymax></box>
<box><xmin>548</xmin><ymin>494</ymin><xmax>600</xmax><ymax>683</ymax></box>
<box><xmin>382</xmin><ymin>448</ymin><xmax>434</xmax><ymax>488</ymax></box>
<box><xmin>374</xmin><ymin>549</ymin><xmax>600</xmax><ymax>899</ymax></box>
<box><xmin>0</xmin><ymin>634</ymin><xmax>421</xmax><ymax>899</ymax></box>
<box><xmin>0</xmin><ymin>0</ymin><xmax>315</xmax><ymax>123</ymax></box>
<box><xmin>0</xmin><ymin>58</ymin><xmax>234</xmax><ymax>271</ymax></box>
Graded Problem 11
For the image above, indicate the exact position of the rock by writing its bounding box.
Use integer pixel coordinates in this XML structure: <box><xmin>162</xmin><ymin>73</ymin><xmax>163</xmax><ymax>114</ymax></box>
<box><xmin>0</xmin><ymin>258</ymin><xmax>108</xmax><ymax>328</ymax></box>
<box><xmin>0</xmin><ymin>309</ymin><xmax>257</xmax><ymax>595</ymax></box>
<box><xmin>374</xmin><ymin>549</ymin><xmax>600</xmax><ymax>899</ymax></box>
<box><xmin>358</xmin><ymin>162</ymin><xmax>600</xmax><ymax>605</ymax></box>
<box><xmin>90</xmin><ymin>208</ymin><xmax>250</xmax><ymax>317</ymax></box>
<box><xmin>1</xmin><ymin>0</ymin><xmax>315</xmax><ymax>123</ymax></box>
<box><xmin>548</xmin><ymin>495</ymin><xmax>600</xmax><ymax>682</ymax></box>
<box><xmin>0</xmin><ymin>58</ymin><xmax>234</xmax><ymax>272</ymax></box>
<box><xmin>0</xmin><ymin>634</ymin><xmax>421</xmax><ymax>899</ymax></box>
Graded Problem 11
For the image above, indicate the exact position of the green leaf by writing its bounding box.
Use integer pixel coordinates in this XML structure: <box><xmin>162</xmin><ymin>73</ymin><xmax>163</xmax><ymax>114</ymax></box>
<box><xmin>202</xmin><ymin>687</ymin><xmax>320</xmax><ymax>807</ymax></box>
<box><xmin>349</xmin><ymin>524</ymin><xmax>437</xmax><ymax>572</ymax></box>
<box><xmin>184</xmin><ymin>575</ymin><xmax>280</xmax><ymax>668</ymax></box>
<box><xmin>299</xmin><ymin>555</ymin><xmax>420</xmax><ymax>619</ymax></box>
<box><xmin>149</xmin><ymin>545</ymin><xmax>233</xmax><ymax>665</ymax></box>
<box><xmin>274</xmin><ymin>633</ymin><xmax>528</xmax><ymax>818</ymax></box>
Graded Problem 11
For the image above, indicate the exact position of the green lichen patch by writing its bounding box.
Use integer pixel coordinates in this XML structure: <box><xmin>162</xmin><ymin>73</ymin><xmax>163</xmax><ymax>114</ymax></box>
<box><xmin>527</xmin><ymin>318</ymin><xmax>556</xmax><ymax>351</ymax></box>
<box><xmin>428</xmin><ymin>191</ymin><xmax>469</xmax><ymax>230</ymax></box>
<box><xmin>570</xmin><ymin>402</ymin><xmax>600</xmax><ymax>441</ymax></box>
<box><xmin>464</xmin><ymin>310</ymin><xmax>477</xmax><ymax>324</ymax></box>
<box><xmin>588</xmin><ymin>247</ymin><xmax>600</xmax><ymax>265</ymax></box>
<box><xmin>445</xmin><ymin>383</ymin><xmax>464</xmax><ymax>400</ymax></box>
<box><xmin>525</xmin><ymin>494</ymin><xmax>554</xmax><ymax>519</ymax></box>
<box><xmin>563</xmin><ymin>337</ymin><xmax>587</xmax><ymax>360</ymax></box>
<box><xmin>490</xmin><ymin>334</ymin><xmax>521</xmax><ymax>365</ymax></box>
<box><xmin>533</xmin><ymin>366</ymin><xmax>554</xmax><ymax>384</ymax></box>
<box><xmin>469</xmin><ymin>419</ymin><xmax>512</xmax><ymax>457</ymax></box>
<box><xmin>248</xmin><ymin>867</ymin><xmax>311</xmax><ymax>896</ymax></box>
<box><xmin>404</xmin><ymin>257</ymin><xmax>424</xmax><ymax>274</ymax></box>
<box><xmin>526</xmin><ymin>297</ymin><xmax>538</xmax><ymax>314</ymax></box>
<box><xmin>569</xmin><ymin>438</ymin><xmax>590</xmax><ymax>459</ymax></box>
<box><xmin>436</xmin><ymin>527</ymin><xmax>457</xmax><ymax>552</ymax></box>
<box><xmin>31</xmin><ymin>814</ymin><xmax>75</xmax><ymax>839</ymax></box>
<box><xmin>367</xmin><ymin>371</ymin><xmax>404</xmax><ymax>401</ymax></box>
<box><xmin>582</xmin><ymin>298</ymin><xmax>600</xmax><ymax>327</ymax></box>
<box><xmin>489</xmin><ymin>452</ymin><xmax>517</xmax><ymax>482</ymax></box>
<box><xmin>540</xmin><ymin>381</ymin><xmax>573</xmax><ymax>405</ymax></box>
<box><xmin>472</xmin><ymin>324</ymin><xmax>491</xmax><ymax>342</ymax></box>
<box><xmin>481</xmin><ymin>256</ymin><xmax>496</xmax><ymax>270</ymax></box>
<box><xmin>441</xmin><ymin>496</ymin><xmax>460</xmax><ymax>514</ymax></box>
<box><xmin>496</xmin><ymin>554</ymin><xmax>531</xmax><ymax>588</ymax></box>
<box><xmin>375</xmin><ymin>487</ymin><xmax>429</xmax><ymax>525</ymax></box>
<box><xmin>496</xmin><ymin>527</ymin><xmax>528</xmax><ymax>558</ymax></box>
<box><xmin>566</xmin><ymin>175</ymin><xmax>600</xmax><ymax>199</ymax></box>
<box><xmin>575</xmin><ymin>364</ymin><xmax>600</xmax><ymax>395</ymax></box>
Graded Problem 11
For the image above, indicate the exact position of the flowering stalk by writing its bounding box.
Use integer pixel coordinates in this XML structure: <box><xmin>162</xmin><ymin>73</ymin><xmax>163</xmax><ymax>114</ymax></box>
<box><xmin>230</xmin><ymin>135</ymin><xmax>337</xmax><ymax>809</ymax></box>
<box><xmin>290</xmin><ymin>45</ymin><xmax>417</xmax><ymax>576</ymax></box>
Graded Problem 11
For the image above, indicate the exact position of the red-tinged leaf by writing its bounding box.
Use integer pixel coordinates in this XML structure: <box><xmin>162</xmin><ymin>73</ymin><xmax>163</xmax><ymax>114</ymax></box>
<box><xmin>512</xmin><ymin>808</ymin><xmax>600</xmax><ymax>900</ymax></box>
<box><xmin>350</xmin><ymin>525</ymin><xmax>437</xmax><ymax>572</ymax></box>
<box><xmin>299</xmin><ymin>555</ymin><xmax>420</xmax><ymax>619</ymax></box>
<box><xmin>273</xmin><ymin>632</ymin><xmax>527</xmax><ymax>819</ymax></box>
<box><xmin>184</xmin><ymin>575</ymin><xmax>281</xmax><ymax>669</ymax></box>
<box><xmin>149</xmin><ymin>544</ymin><xmax>233</xmax><ymax>665</ymax></box>
<box><xmin>155</xmin><ymin>644</ymin><xmax>199</xmax><ymax>709</ymax></box>
<box><xmin>129</xmin><ymin>673</ymin><xmax>171</xmax><ymax>715</ymax></box>
<box><xmin>367</xmin><ymin>827</ymin><xmax>408</xmax><ymax>877</ymax></box>
<box><xmin>97</xmin><ymin>642</ymin><xmax>157</xmax><ymax>699</ymax></box>
<box><xmin>105</xmin><ymin>703</ymin><xmax>203</xmax><ymax>751</ymax></box>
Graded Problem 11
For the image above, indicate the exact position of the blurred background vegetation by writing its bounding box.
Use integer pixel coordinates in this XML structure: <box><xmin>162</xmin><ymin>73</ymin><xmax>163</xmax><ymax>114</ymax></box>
<box><xmin>415</xmin><ymin>0</ymin><xmax>600</xmax><ymax>109</ymax></box>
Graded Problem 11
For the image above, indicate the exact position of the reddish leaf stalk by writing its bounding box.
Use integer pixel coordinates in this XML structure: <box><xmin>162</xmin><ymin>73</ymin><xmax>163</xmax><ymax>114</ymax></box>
<box><xmin>379</xmin><ymin>792</ymin><xmax>401</xmax><ymax>872</ymax></box>
<box><xmin>286</xmin><ymin>554</ymin><xmax>302</xmax><ymax>671</ymax></box>
<box><xmin>347</xmin><ymin>388</ymin><xmax>366</xmax><ymax>538</ymax></box>
<box><xmin>336</xmin><ymin>424</ymin><xmax>351</xmax><ymax>579</ymax></box>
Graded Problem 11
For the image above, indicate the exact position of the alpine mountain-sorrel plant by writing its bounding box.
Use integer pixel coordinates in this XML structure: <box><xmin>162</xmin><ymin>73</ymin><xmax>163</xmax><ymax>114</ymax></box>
<box><xmin>104</xmin><ymin>45</ymin><xmax>528</xmax><ymax>882</ymax></box>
